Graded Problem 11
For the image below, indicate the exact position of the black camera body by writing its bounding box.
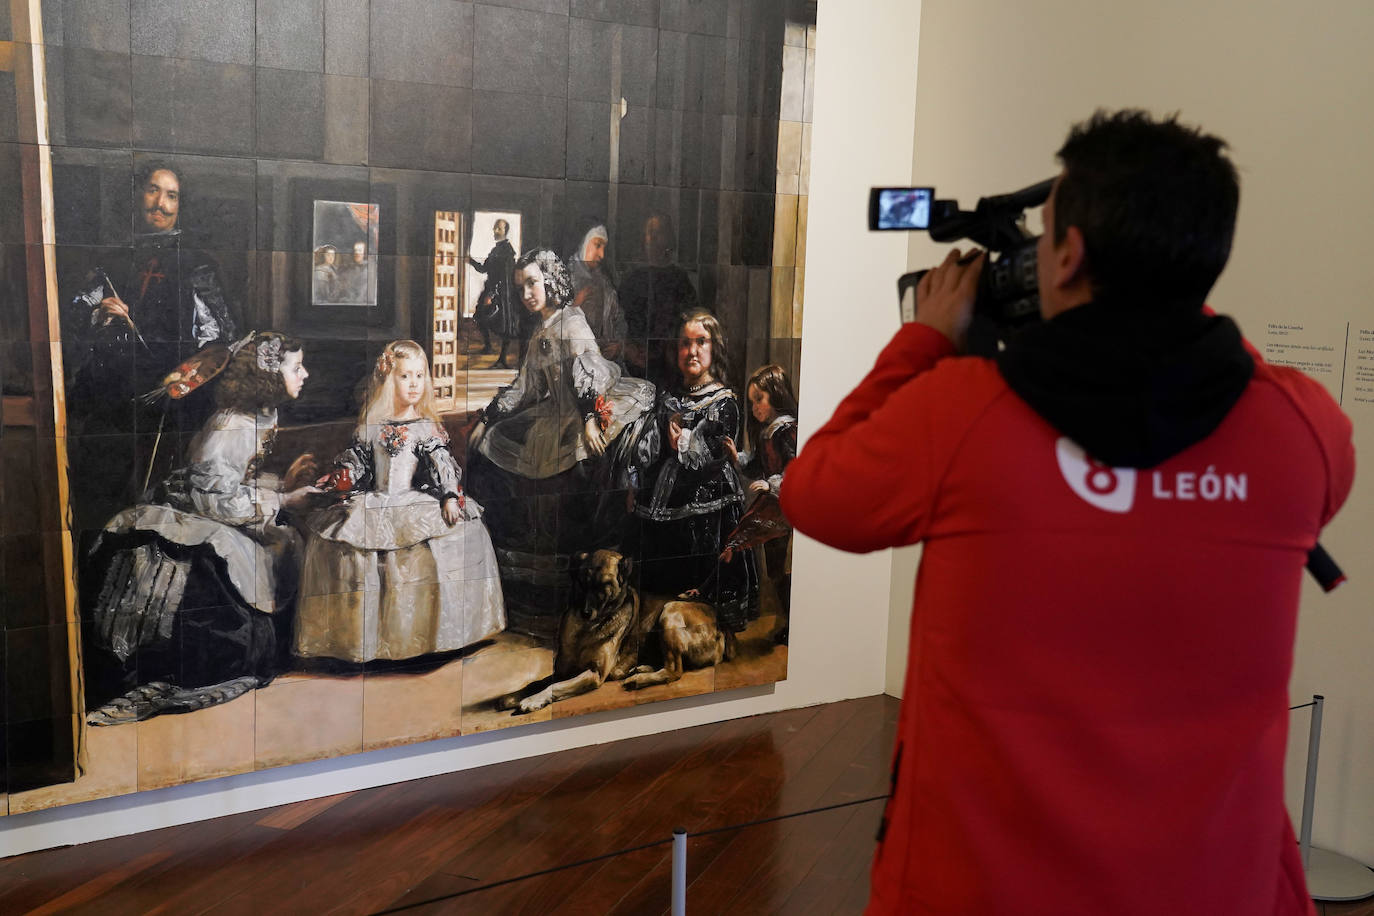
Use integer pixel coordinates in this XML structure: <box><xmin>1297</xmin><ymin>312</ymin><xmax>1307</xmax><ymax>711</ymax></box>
<box><xmin>872</xmin><ymin>179</ymin><xmax>1054</xmax><ymax>356</ymax></box>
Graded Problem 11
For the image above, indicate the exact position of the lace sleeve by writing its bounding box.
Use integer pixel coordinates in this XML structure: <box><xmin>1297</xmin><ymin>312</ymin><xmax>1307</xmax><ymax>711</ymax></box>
<box><xmin>415</xmin><ymin>432</ymin><xmax>462</xmax><ymax>501</ymax></box>
<box><xmin>314</xmin><ymin>436</ymin><xmax>373</xmax><ymax>497</ymax></box>
<box><xmin>568</xmin><ymin>317</ymin><xmax>621</xmax><ymax>418</ymax></box>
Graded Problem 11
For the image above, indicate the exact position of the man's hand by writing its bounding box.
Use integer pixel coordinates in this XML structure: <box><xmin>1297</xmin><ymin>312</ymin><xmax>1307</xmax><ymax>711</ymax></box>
<box><xmin>915</xmin><ymin>247</ymin><xmax>985</xmax><ymax>349</ymax></box>
<box><xmin>97</xmin><ymin>295</ymin><xmax>131</xmax><ymax>327</ymax></box>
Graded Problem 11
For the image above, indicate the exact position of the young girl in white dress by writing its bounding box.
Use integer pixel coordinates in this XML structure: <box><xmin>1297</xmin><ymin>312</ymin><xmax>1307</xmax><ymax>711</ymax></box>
<box><xmin>295</xmin><ymin>340</ymin><xmax>505</xmax><ymax>662</ymax></box>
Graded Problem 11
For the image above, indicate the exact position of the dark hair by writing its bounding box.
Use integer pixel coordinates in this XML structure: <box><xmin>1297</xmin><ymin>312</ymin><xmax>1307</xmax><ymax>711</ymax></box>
<box><xmin>215</xmin><ymin>331</ymin><xmax>303</xmax><ymax>411</ymax></box>
<box><xmin>1053</xmin><ymin>109</ymin><xmax>1239</xmax><ymax>307</ymax></box>
<box><xmin>134</xmin><ymin>160</ymin><xmax>182</xmax><ymax>198</ymax></box>
<box><xmin>644</xmin><ymin>212</ymin><xmax>676</xmax><ymax>262</ymax></box>
<box><xmin>513</xmin><ymin>248</ymin><xmax>574</xmax><ymax>310</ymax></box>
<box><xmin>677</xmin><ymin>308</ymin><xmax>732</xmax><ymax>392</ymax></box>
<box><xmin>743</xmin><ymin>363</ymin><xmax>798</xmax><ymax>452</ymax></box>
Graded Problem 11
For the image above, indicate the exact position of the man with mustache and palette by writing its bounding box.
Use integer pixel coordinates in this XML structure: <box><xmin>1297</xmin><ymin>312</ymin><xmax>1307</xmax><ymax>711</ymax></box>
<box><xmin>65</xmin><ymin>161</ymin><xmax>242</xmax><ymax>530</ymax></box>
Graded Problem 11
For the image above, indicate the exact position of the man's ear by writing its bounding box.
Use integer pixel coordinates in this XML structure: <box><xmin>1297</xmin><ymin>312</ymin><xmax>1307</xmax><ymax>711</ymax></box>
<box><xmin>1056</xmin><ymin>225</ymin><xmax>1089</xmax><ymax>288</ymax></box>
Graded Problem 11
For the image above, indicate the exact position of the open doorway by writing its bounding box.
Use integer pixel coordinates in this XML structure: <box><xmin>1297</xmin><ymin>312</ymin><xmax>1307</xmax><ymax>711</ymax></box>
<box><xmin>465</xmin><ymin>211</ymin><xmax>522</xmax><ymax>318</ymax></box>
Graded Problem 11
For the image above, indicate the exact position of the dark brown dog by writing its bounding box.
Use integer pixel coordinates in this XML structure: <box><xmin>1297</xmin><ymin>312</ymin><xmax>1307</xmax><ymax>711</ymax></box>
<box><xmin>494</xmin><ymin>549</ymin><xmax>727</xmax><ymax>715</ymax></box>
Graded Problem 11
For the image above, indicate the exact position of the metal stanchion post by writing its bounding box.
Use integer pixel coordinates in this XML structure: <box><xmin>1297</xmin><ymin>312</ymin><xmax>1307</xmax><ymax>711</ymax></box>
<box><xmin>672</xmin><ymin>828</ymin><xmax>688</xmax><ymax>916</ymax></box>
<box><xmin>1294</xmin><ymin>694</ymin><xmax>1374</xmax><ymax>902</ymax></box>
<box><xmin>1299</xmin><ymin>695</ymin><xmax>1323</xmax><ymax>870</ymax></box>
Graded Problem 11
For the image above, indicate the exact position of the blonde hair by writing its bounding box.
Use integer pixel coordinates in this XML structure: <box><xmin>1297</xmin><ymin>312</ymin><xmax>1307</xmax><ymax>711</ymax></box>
<box><xmin>357</xmin><ymin>339</ymin><xmax>442</xmax><ymax>433</ymax></box>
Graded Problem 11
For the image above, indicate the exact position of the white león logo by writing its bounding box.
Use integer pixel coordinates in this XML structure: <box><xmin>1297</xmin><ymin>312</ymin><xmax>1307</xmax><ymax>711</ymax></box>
<box><xmin>1055</xmin><ymin>437</ymin><xmax>1136</xmax><ymax>513</ymax></box>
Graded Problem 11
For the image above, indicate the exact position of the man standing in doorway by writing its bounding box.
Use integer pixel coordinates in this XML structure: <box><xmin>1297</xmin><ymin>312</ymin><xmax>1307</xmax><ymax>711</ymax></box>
<box><xmin>469</xmin><ymin>218</ymin><xmax>518</xmax><ymax>368</ymax></box>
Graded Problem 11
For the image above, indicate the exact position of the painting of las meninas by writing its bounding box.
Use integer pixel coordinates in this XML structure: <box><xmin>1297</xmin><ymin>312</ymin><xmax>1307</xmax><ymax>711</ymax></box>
<box><xmin>1</xmin><ymin>0</ymin><xmax>816</xmax><ymax>814</ymax></box>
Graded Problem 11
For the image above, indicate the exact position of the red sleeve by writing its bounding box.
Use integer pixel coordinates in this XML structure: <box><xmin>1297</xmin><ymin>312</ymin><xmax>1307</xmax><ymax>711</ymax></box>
<box><xmin>780</xmin><ymin>323</ymin><xmax>1004</xmax><ymax>553</ymax></box>
<box><xmin>1261</xmin><ymin>365</ymin><xmax>1356</xmax><ymax>526</ymax></box>
<box><xmin>1208</xmin><ymin>305</ymin><xmax>1352</xmax><ymax>521</ymax></box>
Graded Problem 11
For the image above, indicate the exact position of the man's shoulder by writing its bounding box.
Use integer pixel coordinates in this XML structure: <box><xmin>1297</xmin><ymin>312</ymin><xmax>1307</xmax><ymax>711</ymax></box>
<box><xmin>928</xmin><ymin>352</ymin><xmax>1003</xmax><ymax>380</ymax></box>
<box><xmin>1246</xmin><ymin>359</ymin><xmax>1351</xmax><ymax>439</ymax></box>
<box><xmin>912</xmin><ymin>353</ymin><xmax>1012</xmax><ymax>416</ymax></box>
<box><xmin>902</xmin><ymin>343</ymin><xmax>1007</xmax><ymax>396</ymax></box>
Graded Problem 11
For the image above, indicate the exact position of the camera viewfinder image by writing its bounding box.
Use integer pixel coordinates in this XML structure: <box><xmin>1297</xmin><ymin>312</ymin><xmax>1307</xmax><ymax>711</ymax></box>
<box><xmin>878</xmin><ymin>188</ymin><xmax>932</xmax><ymax>230</ymax></box>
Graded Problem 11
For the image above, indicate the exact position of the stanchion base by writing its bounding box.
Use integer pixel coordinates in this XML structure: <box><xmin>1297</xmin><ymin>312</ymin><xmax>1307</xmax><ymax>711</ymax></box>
<box><xmin>1308</xmin><ymin>846</ymin><xmax>1374</xmax><ymax>902</ymax></box>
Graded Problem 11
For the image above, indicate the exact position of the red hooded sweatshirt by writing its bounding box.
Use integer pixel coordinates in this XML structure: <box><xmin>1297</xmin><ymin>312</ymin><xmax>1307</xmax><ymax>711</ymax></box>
<box><xmin>781</xmin><ymin>307</ymin><xmax>1353</xmax><ymax>915</ymax></box>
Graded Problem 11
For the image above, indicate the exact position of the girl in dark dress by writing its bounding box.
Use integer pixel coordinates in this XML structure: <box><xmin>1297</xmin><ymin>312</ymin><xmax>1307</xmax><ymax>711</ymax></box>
<box><xmin>727</xmin><ymin>363</ymin><xmax>799</xmax><ymax>640</ymax></box>
<box><xmin>632</xmin><ymin>309</ymin><xmax>760</xmax><ymax>635</ymax></box>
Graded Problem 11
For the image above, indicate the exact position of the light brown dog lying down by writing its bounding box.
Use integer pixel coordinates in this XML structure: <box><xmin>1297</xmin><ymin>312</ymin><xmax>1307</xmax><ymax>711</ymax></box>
<box><xmin>495</xmin><ymin>549</ymin><xmax>730</xmax><ymax>715</ymax></box>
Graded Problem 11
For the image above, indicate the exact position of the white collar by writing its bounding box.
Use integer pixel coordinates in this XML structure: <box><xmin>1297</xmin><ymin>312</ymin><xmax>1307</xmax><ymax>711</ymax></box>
<box><xmin>762</xmin><ymin>414</ymin><xmax>796</xmax><ymax>439</ymax></box>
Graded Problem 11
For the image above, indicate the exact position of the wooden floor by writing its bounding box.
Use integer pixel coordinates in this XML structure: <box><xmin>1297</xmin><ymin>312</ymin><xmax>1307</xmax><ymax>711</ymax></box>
<box><xmin>0</xmin><ymin>697</ymin><xmax>898</xmax><ymax>915</ymax></box>
<box><xmin>3</xmin><ymin>693</ymin><xmax>1373</xmax><ymax>916</ymax></box>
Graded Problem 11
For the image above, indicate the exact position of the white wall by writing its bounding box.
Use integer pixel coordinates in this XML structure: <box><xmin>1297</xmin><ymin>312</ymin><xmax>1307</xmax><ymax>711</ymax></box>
<box><xmin>889</xmin><ymin>0</ymin><xmax>1374</xmax><ymax>864</ymax></box>
<box><xmin>0</xmin><ymin>0</ymin><xmax>925</xmax><ymax>858</ymax></box>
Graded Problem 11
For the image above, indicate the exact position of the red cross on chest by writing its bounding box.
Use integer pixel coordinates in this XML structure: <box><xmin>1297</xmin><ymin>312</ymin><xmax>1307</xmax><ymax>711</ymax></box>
<box><xmin>137</xmin><ymin>256</ymin><xmax>166</xmax><ymax>301</ymax></box>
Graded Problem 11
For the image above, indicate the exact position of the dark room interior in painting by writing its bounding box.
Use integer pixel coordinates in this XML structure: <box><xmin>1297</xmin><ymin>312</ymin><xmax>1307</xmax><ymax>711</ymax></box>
<box><xmin>1</xmin><ymin>0</ymin><xmax>816</xmax><ymax>814</ymax></box>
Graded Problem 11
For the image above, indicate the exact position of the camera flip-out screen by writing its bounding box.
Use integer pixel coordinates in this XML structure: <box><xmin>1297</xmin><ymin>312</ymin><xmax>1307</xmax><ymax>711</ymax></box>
<box><xmin>869</xmin><ymin>187</ymin><xmax>933</xmax><ymax>231</ymax></box>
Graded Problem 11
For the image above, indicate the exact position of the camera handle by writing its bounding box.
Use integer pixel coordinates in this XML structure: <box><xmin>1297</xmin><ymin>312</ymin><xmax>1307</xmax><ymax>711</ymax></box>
<box><xmin>928</xmin><ymin>177</ymin><xmax>1054</xmax><ymax>250</ymax></box>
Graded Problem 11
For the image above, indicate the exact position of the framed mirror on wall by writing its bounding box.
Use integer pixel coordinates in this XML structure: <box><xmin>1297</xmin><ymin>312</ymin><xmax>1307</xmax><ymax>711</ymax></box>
<box><xmin>311</xmin><ymin>201</ymin><xmax>379</xmax><ymax>308</ymax></box>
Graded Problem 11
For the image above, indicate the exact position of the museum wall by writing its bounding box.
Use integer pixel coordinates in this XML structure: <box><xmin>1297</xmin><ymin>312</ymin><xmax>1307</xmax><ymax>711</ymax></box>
<box><xmin>890</xmin><ymin>0</ymin><xmax>1374</xmax><ymax>864</ymax></box>
<box><xmin>1</xmin><ymin>0</ymin><xmax>924</xmax><ymax>855</ymax></box>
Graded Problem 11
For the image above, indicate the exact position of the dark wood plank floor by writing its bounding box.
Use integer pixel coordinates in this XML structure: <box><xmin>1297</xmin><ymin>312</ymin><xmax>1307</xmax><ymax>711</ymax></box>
<box><xmin>0</xmin><ymin>697</ymin><xmax>898</xmax><ymax>915</ymax></box>
<box><xmin>3</xmin><ymin>693</ymin><xmax>1372</xmax><ymax>915</ymax></box>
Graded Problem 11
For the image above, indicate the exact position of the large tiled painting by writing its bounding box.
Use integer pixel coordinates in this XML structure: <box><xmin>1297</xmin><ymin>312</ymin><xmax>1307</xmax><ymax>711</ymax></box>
<box><xmin>1</xmin><ymin>0</ymin><xmax>814</xmax><ymax>814</ymax></box>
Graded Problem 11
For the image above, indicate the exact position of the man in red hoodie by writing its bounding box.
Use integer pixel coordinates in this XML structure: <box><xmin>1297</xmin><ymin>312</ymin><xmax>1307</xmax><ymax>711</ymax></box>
<box><xmin>781</xmin><ymin>110</ymin><xmax>1354</xmax><ymax>915</ymax></box>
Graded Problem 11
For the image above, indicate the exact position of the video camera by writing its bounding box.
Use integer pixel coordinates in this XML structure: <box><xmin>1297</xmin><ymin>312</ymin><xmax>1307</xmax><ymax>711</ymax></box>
<box><xmin>869</xmin><ymin>179</ymin><xmax>1055</xmax><ymax>357</ymax></box>
<box><xmin>869</xmin><ymin>181</ymin><xmax>1348</xmax><ymax>593</ymax></box>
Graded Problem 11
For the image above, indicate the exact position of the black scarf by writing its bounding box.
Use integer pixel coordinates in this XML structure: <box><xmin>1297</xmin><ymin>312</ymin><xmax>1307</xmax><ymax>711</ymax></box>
<box><xmin>995</xmin><ymin>297</ymin><xmax>1254</xmax><ymax>468</ymax></box>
